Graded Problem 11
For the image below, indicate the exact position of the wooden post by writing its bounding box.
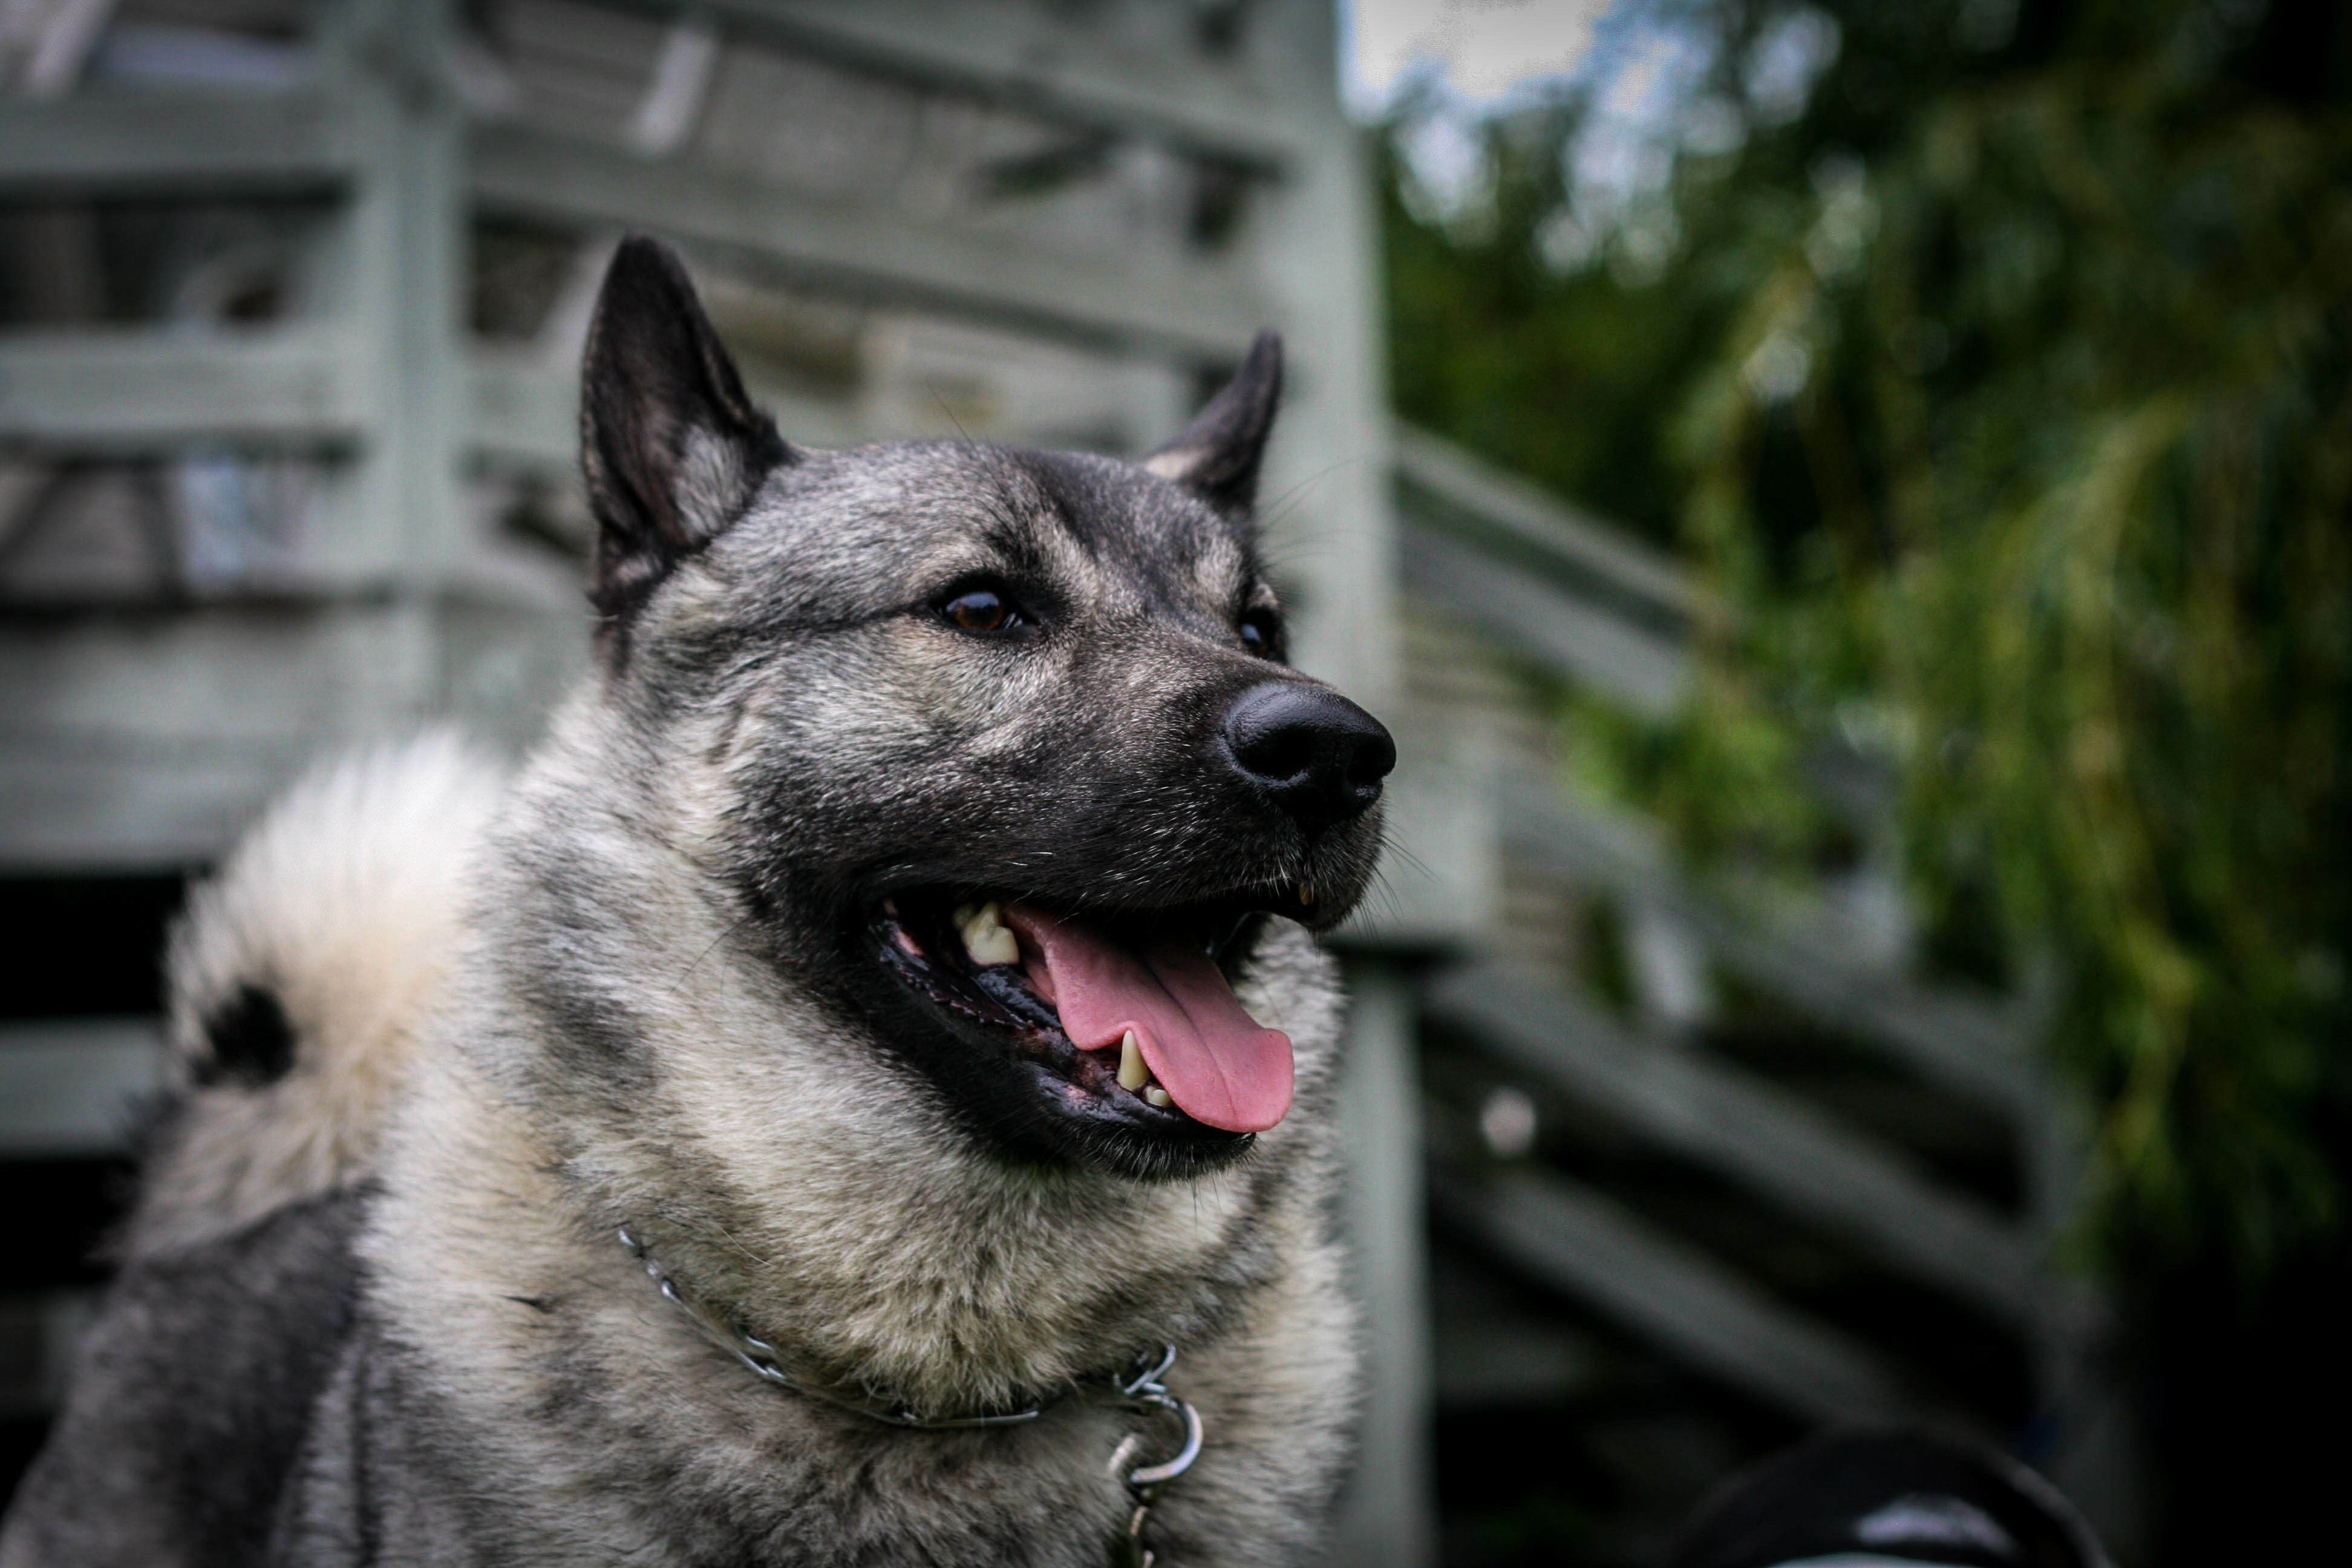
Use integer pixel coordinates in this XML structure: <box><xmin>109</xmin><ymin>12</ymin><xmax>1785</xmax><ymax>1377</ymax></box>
<box><xmin>1327</xmin><ymin>956</ymin><xmax>1437</xmax><ymax>1568</ymax></box>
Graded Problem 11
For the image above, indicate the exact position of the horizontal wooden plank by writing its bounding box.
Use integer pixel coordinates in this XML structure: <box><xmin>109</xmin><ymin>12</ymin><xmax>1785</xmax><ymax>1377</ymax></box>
<box><xmin>1495</xmin><ymin>771</ymin><xmax>2038</xmax><ymax>1112</ymax></box>
<box><xmin>0</xmin><ymin>598</ymin><xmax>587</xmax><ymax>871</ymax></box>
<box><xmin>0</xmin><ymin>604</ymin><xmax>430</xmax><ymax>868</ymax></box>
<box><xmin>1434</xmin><ymin>1168</ymin><xmax>1910</xmax><ymax>1425</ymax></box>
<box><xmin>468</xmin><ymin>354</ymin><xmax>580</xmax><ymax>473</ymax></box>
<box><xmin>0</xmin><ymin>330</ymin><xmax>373</xmax><ymax>448</ymax></box>
<box><xmin>469</xmin><ymin>127</ymin><xmax>1270</xmax><ymax>359</ymax></box>
<box><xmin>467</xmin><ymin>351</ymin><xmax>864</xmax><ymax>475</ymax></box>
<box><xmin>0</xmin><ymin>737</ymin><xmax>312</xmax><ymax>870</ymax></box>
<box><xmin>1428</xmin><ymin>958</ymin><xmax>2047</xmax><ymax>1328</ymax></box>
<box><xmin>0</xmin><ymin>92</ymin><xmax>358</xmax><ymax>191</ymax></box>
<box><xmin>671</xmin><ymin>0</ymin><xmax>1306</xmax><ymax>171</ymax></box>
<box><xmin>1400</xmin><ymin>524</ymin><xmax>1690</xmax><ymax>719</ymax></box>
<box><xmin>0</xmin><ymin>1018</ymin><xmax>164</xmax><ymax>1157</ymax></box>
<box><xmin>1396</xmin><ymin>425</ymin><xmax>1698</xmax><ymax>621</ymax></box>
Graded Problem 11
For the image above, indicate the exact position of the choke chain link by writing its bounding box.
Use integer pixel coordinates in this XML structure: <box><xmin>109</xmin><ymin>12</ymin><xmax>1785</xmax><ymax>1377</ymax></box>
<box><xmin>1106</xmin><ymin>1345</ymin><xmax>1204</xmax><ymax>1568</ymax></box>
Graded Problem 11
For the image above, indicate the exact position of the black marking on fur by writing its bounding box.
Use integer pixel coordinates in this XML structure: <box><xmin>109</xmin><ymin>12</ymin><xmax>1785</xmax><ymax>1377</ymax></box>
<box><xmin>194</xmin><ymin>982</ymin><xmax>298</xmax><ymax>1087</ymax></box>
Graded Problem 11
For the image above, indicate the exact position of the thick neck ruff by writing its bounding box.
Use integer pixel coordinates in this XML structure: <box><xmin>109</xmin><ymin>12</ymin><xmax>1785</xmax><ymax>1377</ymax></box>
<box><xmin>618</xmin><ymin>1224</ymin><xmax>1206</xmax><ymax>1564</ymax></box>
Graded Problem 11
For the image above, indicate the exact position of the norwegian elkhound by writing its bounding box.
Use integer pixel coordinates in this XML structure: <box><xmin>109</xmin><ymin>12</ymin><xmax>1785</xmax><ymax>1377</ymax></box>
<box><xmin>1</xmin><ymin>237</ymin><xmax>1394</xmax><ymax>1567</ymax></box>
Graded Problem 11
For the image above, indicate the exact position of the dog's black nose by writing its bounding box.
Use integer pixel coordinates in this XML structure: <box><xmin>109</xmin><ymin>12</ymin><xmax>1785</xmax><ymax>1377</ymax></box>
<box><xmin>1221</xmin><ymin>682</ymin><xmax>1396</xmax><ymax>832</ymax></box>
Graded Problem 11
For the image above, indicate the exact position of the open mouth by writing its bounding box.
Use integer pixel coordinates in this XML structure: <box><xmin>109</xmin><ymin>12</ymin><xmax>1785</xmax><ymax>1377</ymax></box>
<box><xmin>869</xmin><ymin>884</ymin><xmax>1315</xmax><ymax>1144</ymax></box>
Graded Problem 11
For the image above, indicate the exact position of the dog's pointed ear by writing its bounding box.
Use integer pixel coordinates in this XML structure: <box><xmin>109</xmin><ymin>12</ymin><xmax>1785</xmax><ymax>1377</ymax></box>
<box><xmin>579</xmin><ymin>235</ymin><xmax>788</xmax><ymax>622</ymax></box>
<box><xmin>1143</xmin><ymin>330</ymin><xmax>1282</xmax><ymax>515</ymax></box>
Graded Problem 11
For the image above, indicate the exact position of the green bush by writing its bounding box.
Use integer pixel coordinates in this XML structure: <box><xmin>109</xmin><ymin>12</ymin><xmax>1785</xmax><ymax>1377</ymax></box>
<box><xmin>1385</xmin><ymin>0</ymin><xmax>2352</xmax><ymax>1281</ymax></box>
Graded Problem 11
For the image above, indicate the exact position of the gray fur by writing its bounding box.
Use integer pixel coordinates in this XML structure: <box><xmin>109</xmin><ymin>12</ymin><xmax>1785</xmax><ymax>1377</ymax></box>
<box><xmin>2</xmin><ymin>238</ymin><xmax>1378</xmax><ymax>1567</ymax></box>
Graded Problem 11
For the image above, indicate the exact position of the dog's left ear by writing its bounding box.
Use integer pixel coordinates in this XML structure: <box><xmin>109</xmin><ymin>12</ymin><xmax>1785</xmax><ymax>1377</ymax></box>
<box><xmin>1143</xmin><ymin>330</ymin><xmax>1281</xmax><ymax>516</ymax></box>
<box><xmin>579</xmin><ymin>235</ymin><xmax>788</xmax><ymax>624</ymax></box>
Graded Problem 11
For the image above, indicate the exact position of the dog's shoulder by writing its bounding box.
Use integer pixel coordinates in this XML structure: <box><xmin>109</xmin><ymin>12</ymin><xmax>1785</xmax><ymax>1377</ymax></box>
<box><xmin>0</xmin><ymin>1189</ymin><xmax>368</xmax><ymax>1568</ymax></box>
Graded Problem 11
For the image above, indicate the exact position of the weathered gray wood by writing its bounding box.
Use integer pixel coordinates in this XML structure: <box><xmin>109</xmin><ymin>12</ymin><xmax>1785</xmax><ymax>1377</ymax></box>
<box><xmin>0</xmin><ymin>603</ymin><xmax>433</xmax><ymax>867</ymax></box>
<box><xmin>1258</xmin><ymin>11</ymin><xmax>1422</xmax><ymax>1551</ymax></box>
<box><xmin>1426</xmin><ymin>958</ymin><xmax>2047</xmax><ymax>1328</ymax></box>
<box><xmin>469</xmin><ymin>127</ymin><xmax>1270</xmax><ymax>361</ymax></box>
<box><xmin>1326</xmin><ymin>960</ymin><xmax>1437</xmax><ymax>1568</ymax></box>
<box><xmin>1396</xmin><ymin>426</ymin><xmax>1697</xmax><ymax>620</ymax></box>
<box><xmin>1247</xmin><ymin>0</ymin><xmax>1399</xmax><ymax>712</ymax></box>
<box><xmin>0</xmin><ymin>1018</ymin><xmax>164</xmax><ymax>1157</ymax></box>
<box><xmin>0</xmin><ymin>92</ymin><xmax>357</xmax><ymax>192</ymax></box>
<box><xmin>332</xmin><ymin>7</ymin><xmax>471</xmax><ymax>582</ymax></box>
<box><xmin>1434</xmin><ymin>1168</ymin><xmax>1911</xmax><ymax>1425</ymax></box>
<box><xmin>1394</xmin><ymin>428</ymin><xmax>2036</xmax><ymax>1106</ymax></box>
<box><xmin>647</xmin><ymin>0</ymin><xmax>1306</xmax><ymax>170</ymax></box>
<box><xmin>0</xmin><ymin>743</ymin><xmax>293</xmax><ymax>869</ymax></box>
<box><xmin>1330</xmin><ymin>741</ymin><xmax>1497</xmax><ymax>950</ymax></box>
<box><xmin>467</xmin><ymin>354</ymin><xmax>581</xmax><ymax>474</ymax></box>
<box><xmin>1400</xmin><ymin>525</ymin><xmax>1690</xmax><ymax>717</ymax></box>
<box><xmin>468</xmin><ymin>351</ymin><xmax>863</xmax><ymax>474</ymax></box>
<box><xmin>1497</xmin><ymin>769</ymin><xmax>2039</xmax><ymax>1112</ymax></box>
<box><xmin>0</xmin><ymin>330</ymin><xmax>373</xmax><ymax>448</ymax></box>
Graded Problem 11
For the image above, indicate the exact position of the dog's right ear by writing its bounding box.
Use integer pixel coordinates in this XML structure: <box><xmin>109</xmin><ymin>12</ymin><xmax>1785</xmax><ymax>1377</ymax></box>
<box><xmin>579</xmin><ymin>235</ymin><xmax>788</xmax><ymax>627</ymax></box>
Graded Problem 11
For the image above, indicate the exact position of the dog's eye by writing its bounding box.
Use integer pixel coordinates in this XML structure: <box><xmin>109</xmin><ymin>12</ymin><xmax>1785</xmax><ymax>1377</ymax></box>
<box><xmin>1238</xmin><ymin>609</ymin><xmax>1284</xmax><ymax>659</ymax></box>
<box><xmin>940</xmin><ymin>586</ymin><xmax>1025</xmax><ymax>636</ymax></box>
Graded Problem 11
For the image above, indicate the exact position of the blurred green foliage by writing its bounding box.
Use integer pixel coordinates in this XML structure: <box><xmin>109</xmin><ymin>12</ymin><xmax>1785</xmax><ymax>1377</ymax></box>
<box><xmin>1383</xmin><ymin>0</ymin><xmax>2352</xmax><ymax>1281</ymax></box>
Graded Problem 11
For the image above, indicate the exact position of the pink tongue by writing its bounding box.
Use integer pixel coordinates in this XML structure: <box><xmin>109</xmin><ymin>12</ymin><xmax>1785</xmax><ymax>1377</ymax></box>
<box><xmin>999</xmin><ymin>907</ymin><xmax>1293</xmax><ymax>1134</ymax></box>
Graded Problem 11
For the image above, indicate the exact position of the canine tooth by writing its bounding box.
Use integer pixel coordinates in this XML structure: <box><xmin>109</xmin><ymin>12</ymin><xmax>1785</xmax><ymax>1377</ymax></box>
<box><xmin>1117</xmin><ymin>1030</ymin><xmax>1148</xmax><ymax>1091</ymax></box>
<box><xmin>951</xmin><ymin>902</ymin><xmax>975</xmax><ymax>928</ymax></box>
<box><xmin>1298</xmin><ymin>881</ymin><xmax>1315</xmax><ymax>906</ymax></box>
<box><xmin>959</xmin><ymin>901</ymin><xmax>1019</xmax><ymax>966</ymax></box>
<box><xmin>1145</xmin><ymin>1086</ymin><xmax>1172</xmax><ymax>1108</ymax></box>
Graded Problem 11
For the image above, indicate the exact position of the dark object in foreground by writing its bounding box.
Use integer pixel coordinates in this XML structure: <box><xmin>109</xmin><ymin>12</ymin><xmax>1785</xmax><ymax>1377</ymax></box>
<box><xmin>1668</xmin><ymin>1429</ymin><xmax>2108</xmax><ymax>1568</ymax></box>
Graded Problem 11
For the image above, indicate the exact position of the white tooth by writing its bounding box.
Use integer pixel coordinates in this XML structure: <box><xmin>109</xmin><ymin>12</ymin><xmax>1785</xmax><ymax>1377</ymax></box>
<box><xmin>959</xmin><ymin>901</ymin><xmax>1019</xmax><ymax>966</ymax></box>
<box><xmin>1117</xmin><ymin>1030</ymin><xmax>1149</xmax><ymax>1091</ymax></box>
<box><xmin>1145</xmin><ymin>1086</ymin><xmax>1172</xmax><ymax>1108</ymax></box>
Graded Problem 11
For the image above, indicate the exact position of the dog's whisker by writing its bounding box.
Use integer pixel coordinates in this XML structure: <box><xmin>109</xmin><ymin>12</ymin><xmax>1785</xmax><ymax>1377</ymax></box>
<box><xmin>675</xmin><ymin>912</ymin><xmax>760</xmax><ymax>995</ymax></box>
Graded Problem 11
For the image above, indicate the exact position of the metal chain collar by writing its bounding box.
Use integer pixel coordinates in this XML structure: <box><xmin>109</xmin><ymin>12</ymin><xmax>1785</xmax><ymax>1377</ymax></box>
<box><xmin>618</xmin><ymin>1228</ymin><xmax>1204</xmax><ymax>1563</ymax></box>
<box><xmin>1105</xmin><ymin>1344</ymin><xmax>1205</xmax><ymax>1568</ymax></box>
<box><xmin>620</xmin><ymin>1226</ymin><xmax>1041</xmax><ymax>1428</ymax></box>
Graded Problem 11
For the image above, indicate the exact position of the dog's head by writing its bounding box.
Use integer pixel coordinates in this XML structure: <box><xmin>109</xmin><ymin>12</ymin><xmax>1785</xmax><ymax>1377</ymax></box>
<box><xmin>556</xmin><ymin>237</ymin><xmax>1391</xmax><ymax>1183</ymax></box>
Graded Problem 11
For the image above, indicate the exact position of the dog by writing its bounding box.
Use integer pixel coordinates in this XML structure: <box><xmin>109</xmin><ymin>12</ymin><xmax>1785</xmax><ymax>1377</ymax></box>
<box><xmin>1</xmin><ymin>236</ymin><xmax>1395</xmax><ymax>1567</ymax></box>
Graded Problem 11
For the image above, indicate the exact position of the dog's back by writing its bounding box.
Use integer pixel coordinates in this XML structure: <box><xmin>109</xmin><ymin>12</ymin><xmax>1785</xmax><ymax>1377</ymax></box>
<box><xmin>1</xmin><ymin>737</ymin><xmax>503</xmax><ymax>1566</ymax></box>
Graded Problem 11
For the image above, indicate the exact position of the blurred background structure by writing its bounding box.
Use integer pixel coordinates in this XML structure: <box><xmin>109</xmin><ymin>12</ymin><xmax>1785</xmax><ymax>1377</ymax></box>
<box><xmin>3</xmin><ymin>1</ymin><xmax>2347</xmax><ymax>1564</ymax></box>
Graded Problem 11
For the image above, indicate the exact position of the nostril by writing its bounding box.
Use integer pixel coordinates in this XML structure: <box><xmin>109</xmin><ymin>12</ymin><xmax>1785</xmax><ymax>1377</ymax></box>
<box><xmin>1233</xmin><ymin>723</ymin><xmax>1317</xmax><ymax>785</ymax></box>
<box><xmin>1347</xmin><ymin>730</ymin><xmax>1398</xmax><ymax>791</ymax></box>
